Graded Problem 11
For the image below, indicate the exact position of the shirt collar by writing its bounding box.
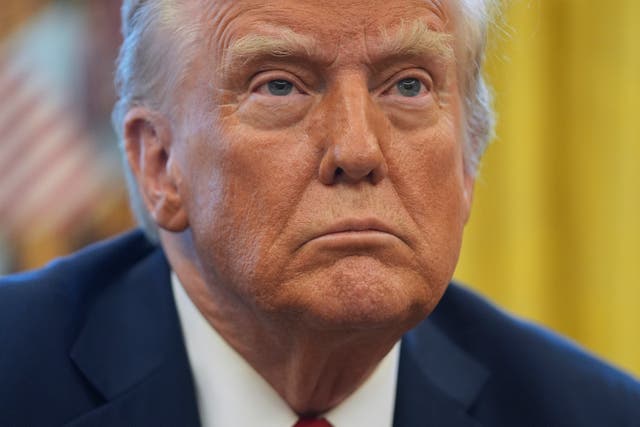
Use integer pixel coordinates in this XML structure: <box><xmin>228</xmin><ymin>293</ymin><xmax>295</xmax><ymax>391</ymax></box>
<box><xmin>172</xmin><ymin>272</ymin><xmax>400</xmax><ymax>427</ymax></box>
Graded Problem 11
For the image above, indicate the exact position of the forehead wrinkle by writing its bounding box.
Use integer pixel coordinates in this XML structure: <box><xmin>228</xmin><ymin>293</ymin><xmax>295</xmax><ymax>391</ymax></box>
<box><xmin>429</xmin><ymin>0</ymin><xmax>448</xmax><ymax>22</ymax></box>
<box><xmin>370</xmin><ymin>19</ymin><xmax>454</xmax><ymax>63</ymax></box>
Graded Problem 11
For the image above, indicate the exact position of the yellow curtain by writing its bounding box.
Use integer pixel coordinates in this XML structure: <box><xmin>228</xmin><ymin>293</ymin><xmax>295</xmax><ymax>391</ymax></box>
<box><xmin>455</xmin><ymin>0</ymin><xmax>640</xmax><ymax>377</ymax></box>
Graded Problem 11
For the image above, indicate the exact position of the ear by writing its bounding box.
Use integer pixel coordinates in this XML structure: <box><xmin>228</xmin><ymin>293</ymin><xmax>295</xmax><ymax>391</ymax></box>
<box><xmin>123</xmin><ymin>107</ymin><xmax>189</xmax><ymax>232</ymax></box>
<box><xmin>462</xmin><ymin>171</ymin><xmax>475</xmax><ymax>225</ymax></box>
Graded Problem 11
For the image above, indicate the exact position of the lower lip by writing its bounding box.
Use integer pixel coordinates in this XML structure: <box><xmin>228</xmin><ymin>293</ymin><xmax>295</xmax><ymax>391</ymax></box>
<box><xmin>308</xmin><ymin>230</ymin><xmax>401</xmax><ymax>249</ymax></box>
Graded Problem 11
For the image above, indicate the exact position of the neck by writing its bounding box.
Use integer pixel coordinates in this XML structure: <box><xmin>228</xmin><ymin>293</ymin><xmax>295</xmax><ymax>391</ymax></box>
<box><xmin>162</xmin><ymin>231</ymin><xmax>403</xmax><ymax>415</ymax></box>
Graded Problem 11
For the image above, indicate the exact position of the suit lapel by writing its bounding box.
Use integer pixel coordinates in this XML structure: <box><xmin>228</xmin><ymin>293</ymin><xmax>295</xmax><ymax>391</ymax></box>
<box><xmin>65</xmin><ymin>356</ymin><xmax>200</xmax><ymax>427</ymax></box>
<box><xmin>394</xmin><ymin>319</ymin><xmax>490</xmax><ymax>427</ymax></box>
<box><xmin>67</xmin><ymin>248</ymin><xmax>200</xmax><ymax>426</ymax></box>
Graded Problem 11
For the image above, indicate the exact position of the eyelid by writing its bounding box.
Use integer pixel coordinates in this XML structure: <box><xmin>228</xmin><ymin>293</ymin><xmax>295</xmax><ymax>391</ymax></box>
<box><xmin>378</xmin><ymin>68</ymin><xmax>433</xmax><ymax>96</ymax></box>
<box><xmin>249</xmin><ymin>70</ymin><xmax>310</xmax><ymax>95</ymax></box>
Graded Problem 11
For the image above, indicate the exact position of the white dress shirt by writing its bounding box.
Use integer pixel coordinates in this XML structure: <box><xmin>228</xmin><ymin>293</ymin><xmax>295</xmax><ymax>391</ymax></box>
<box><xmin>172</xmin><ymin>273</ymin><xmax>400</xmax><ymax>427</ymax></box>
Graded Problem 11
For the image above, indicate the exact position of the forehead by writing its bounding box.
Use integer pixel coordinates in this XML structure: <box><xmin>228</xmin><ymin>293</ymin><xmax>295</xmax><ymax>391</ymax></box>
<box><xmin>198</xmin><ymin>0</ymin><xmax>460</xmax><ymax>54</ymax></box>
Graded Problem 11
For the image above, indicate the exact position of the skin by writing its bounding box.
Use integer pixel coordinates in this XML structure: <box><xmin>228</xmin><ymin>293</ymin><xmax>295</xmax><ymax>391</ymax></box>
<box><xmin>124</xmin><ymin>0</ymin><xmax>474</xmax><ymax>416</ymax></box>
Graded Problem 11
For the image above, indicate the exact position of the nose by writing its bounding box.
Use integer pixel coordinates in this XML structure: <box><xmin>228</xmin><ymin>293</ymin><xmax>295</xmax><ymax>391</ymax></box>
<box><xmin>318</xmin><ymin>76</ymin><xmax>388</xmax><ymax>185</ymax></box>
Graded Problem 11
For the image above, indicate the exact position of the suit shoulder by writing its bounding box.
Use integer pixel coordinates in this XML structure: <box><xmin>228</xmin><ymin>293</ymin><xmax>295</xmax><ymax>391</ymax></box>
<box><xmin>0</xmin><ymin>230</ymin><xmax>156</xmax><ymax>368</ymax></box>
<box><xmin>0</xmin><ymin>229</ymin><xmax>156</xmax><ymax>305</ymax></box>
<box><xmin>0</xmin><ymin>230</ymin><xmax>160</xmax><ymax>422</ymax></box>
<box><xmin>431</xmin><ymin>282</ymin><xmax>640</xmax><ymax>424</ymax></box>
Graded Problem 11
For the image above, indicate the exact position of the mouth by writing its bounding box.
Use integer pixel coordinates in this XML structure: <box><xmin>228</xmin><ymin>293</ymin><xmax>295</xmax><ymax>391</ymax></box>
<box><xmin>320</xmin><ymin>218</ymin><xmax>397</xmax><ymax>236</ymax></box>
<box><xmin>303</xmin><ymin>218</ymin><xmax>405</xmax><ymax>249</ymax></box>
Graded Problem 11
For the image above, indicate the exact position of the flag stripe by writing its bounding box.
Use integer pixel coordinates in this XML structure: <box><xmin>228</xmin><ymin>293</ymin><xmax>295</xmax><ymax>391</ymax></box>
<box><xmin>3</xmin><ymin>138</ymin><xmax>96</xmax><ymax>233</ymax></box>
<box><xmin>0</xmin><ymin>119</ymin><xmax>78</xmax><ymax>207</ymax></box>
<box><xmin>1</xmin><ymin>28</ymin><xmax>108</xmax><ymax>238</ymax></box>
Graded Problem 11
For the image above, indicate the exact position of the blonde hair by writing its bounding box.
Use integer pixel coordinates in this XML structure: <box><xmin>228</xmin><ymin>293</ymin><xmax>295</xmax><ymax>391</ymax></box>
<box><xmin>113</xmin><ymin>0</ymin><xmax>501</xmax><ymax>242</ymax></box>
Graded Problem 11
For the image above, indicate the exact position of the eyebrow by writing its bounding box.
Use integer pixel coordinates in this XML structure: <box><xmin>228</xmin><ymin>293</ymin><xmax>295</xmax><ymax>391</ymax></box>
<box><xmin>372</xmin><ymin>19</ymin><xmax>454</xmax><ymax>62</ymax></box>
<box><xmin>223</xmin><ymin>28</ymin><xmax>323</xmax><ymax>72</ymax></box>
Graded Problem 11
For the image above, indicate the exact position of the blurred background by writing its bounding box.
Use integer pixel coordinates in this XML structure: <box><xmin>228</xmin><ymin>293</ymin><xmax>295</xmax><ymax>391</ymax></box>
<box><xmin>0</xmin><ymin>0</ymin><xmax>130</xmax><ymax>270</ymax></box>
<box><xmin>1</xmin><ymin>0</ymin><xmax>638</xmax><ymax>377</ymax></box>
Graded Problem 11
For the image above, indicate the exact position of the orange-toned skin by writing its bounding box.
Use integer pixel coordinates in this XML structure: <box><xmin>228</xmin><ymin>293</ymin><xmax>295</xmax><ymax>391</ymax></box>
<box><xmin>124</xmin><ymin>0</ymin><xmax>474</xmax><ymax>416</ymax></box>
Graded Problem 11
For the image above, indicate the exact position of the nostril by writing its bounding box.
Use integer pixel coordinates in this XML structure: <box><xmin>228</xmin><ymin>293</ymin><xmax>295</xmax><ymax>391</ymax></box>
<box><xmin>334</xmin><ymin>167</ymin><xmax>344</xmax><ymax>178</ymax></box>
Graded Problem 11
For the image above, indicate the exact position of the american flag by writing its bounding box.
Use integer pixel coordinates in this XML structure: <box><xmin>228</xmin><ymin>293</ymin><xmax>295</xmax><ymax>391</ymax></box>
<box><xmin>0</xmin><ymin>43</ymin><xmax>107</xmax><ymax>240</ymax></box>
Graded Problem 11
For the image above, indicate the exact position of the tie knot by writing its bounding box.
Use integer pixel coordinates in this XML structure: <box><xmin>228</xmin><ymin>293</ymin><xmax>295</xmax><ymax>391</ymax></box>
<box><xmin>293</xmin><ymin>417</ymin><xmax>333</xmax><ymax>427</ymax></box>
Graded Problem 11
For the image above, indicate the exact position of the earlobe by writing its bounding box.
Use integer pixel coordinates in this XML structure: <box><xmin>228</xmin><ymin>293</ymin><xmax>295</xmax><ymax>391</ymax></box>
<box><xmin>149</xmin><ymin>189</ymin><xmax>189</xmax><ymax>232</ymax></box>
<box><xmin>123</xmin><ymin>107</ymin><xmax>189</xmax><ymax>232</ymax></box>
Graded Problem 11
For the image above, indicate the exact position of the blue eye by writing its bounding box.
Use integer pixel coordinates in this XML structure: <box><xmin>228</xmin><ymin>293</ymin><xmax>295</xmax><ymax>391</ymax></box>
<box><xmin>396</xmin><ymin>78</ymin><xmax>422</xmax><ymax>97</ymax></box>
<box><xmin>267</xmin><ymin>79</ymin><xmax>294</xmax><ymax>96</ymax></box>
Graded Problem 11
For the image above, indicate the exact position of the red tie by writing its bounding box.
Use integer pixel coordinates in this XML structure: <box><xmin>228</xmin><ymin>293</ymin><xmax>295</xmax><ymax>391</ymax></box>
<box><xmin>293</xmin><ymin>417</ymin><xmax>333</xmax><ymax>427</ymax></box>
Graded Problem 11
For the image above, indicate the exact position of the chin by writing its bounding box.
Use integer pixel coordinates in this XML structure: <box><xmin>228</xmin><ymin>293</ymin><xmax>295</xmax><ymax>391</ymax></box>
<box><xmin>278</xmin><ymin>255</ymin><xmax>442</xmax><ymax>332</ymax></box>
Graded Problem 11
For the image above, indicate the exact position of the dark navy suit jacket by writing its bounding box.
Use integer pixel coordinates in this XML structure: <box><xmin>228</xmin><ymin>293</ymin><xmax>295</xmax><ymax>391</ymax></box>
<box><xmin>1</xmin><ymin>230</ymin><xmax>639</xmax><ymax>426</ymax></box>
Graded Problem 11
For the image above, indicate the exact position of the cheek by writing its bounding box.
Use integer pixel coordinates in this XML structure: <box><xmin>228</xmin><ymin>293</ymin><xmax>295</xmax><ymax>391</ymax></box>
<box><xmin>389</xmin><ymin>124</ymin><xmax>467</xmax><ymax>273</ymax></box>
<box><xmin>391</xmin><ymin>123</ymin><xmax>465</xmax><ymax>207</ymax></box>
<box><xmin>183</xmin><ymin>122</ymin><xmax>316</xmax><ymax>279</ymax></box>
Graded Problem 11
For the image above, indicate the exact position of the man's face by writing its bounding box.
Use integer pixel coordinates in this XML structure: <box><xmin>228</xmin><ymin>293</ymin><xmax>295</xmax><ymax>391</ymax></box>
<box><xmin>170</xmin><ymin>0</ymin><xmax>473</xmax><ymax>330</ymax></box>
